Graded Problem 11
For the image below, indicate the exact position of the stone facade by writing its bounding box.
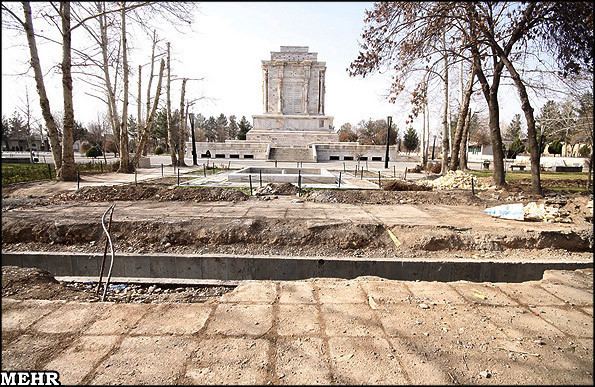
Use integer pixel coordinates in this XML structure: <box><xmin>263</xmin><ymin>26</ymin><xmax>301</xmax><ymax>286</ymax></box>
<box><xmin>247</xmin><ymin>46</ymin><xmax>337</xmax><ymax>146</ymax></box>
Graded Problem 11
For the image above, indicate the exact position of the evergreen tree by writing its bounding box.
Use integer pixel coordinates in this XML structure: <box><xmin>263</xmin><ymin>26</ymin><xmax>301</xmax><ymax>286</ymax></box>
<box><xmin>152</xmin><ymin>108</ymin><xmax>168</xmax><ymax>147</ymax></box>
<box><xmin>505</xmin><ymin>114</ymin><xmax>523</xmax><ymax>142</ymax></box>
<box><xmin>403</xmin><ymin>126</ymin><xmax>419</xmax><ymax>152</ymax></box>
<box><xmin>205</xmin><ymin>116</ymin><xmax>217</xmax><ymax>142</ymax></box>
<box><xmin>215</xmin><ymin>113</ymin><xmax>228</xmax><ymax>142</ymax></box>
<box><xmin>228</xmin><ymin>115</ymin><xmax>239</xmax><ymax>140</ymax></box>
<box><xmin>237</xmin><ymin>116</ymin><xmax>252</xmax><ymax>140</ymax></box>
<box><xmin>73</xmin><ymin>120</ymin><xmax>88</xmax><ymax>142</ymax></box>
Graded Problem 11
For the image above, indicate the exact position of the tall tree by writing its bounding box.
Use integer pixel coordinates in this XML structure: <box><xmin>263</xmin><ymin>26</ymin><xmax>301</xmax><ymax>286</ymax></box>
<box><xmin>237</xmin><ymin>116</ymin><xmax>252</xmax><ymax>140</ymax></box>
<box><xmin>228</xmin><ymin>115</ymin><xmax>239</xmax><ymax>140</ymax></box>
<box><xmin>117</xmin><ymin>1</ymin><xmax>130</xmax><ymax>172</ymax></box>
<box><xmin>205</xmin><ymin>116</ymin><xmax>217</xmax><ymax>142</ymax></box>
<box><xmin>403</xmin><ymin>126</ymin><xmax>420</xmax><ymax>153</ymax></box>
<box><xmin>215</xmin><ymin>113</ymin><xmax>228</xmax><ymax>142</ymax></box>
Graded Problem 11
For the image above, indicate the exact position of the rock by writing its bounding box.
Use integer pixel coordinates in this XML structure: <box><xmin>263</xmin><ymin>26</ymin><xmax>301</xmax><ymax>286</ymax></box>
<box><xmin>418</xmin><ymin>303</ymin><xmax>430</xmax><ymax>309</ymax></box>
<box><xmin>479</xmin><ymin>370</ymin><xmax>492</xmax><ymax>379</ymax></box>
<box><xmin>534</xmin><ymin>339</ymin><xmax>545</xmax><ymax>345</ymax></box>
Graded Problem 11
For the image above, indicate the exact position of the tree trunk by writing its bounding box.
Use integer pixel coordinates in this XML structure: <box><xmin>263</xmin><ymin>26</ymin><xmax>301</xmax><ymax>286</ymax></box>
<box><xmin>98</xmin><ymin>2</ymin><xmax>120</xmax><ymax>155</ymax></box>
<box><xmin>177</xmin><ymin>78</ymin><xmax>187</xmax><ymax>166</ymax></box>
<box><xmin>144</xmin><ymin>30</ymin><xmax>157</xmax><ymax>157</ymax></box>
<box><xmin>22</xmin><ymin>1</ymin><xmax>62</xmax><ymax>174</ymax></box>
<box><xmin>134</xmin><ymin>59</ymin><xmax>165</xmax><ymax>167</ymax></box>
<box><xmin>460</xmin><ymin>109</ymin><xmax>471</xmax><ymax>170</ymax></box>
<box><xmin>440</xmin><ymin>36</ymin><xmax>449</xmax><ymax>175</ymax></box>
<box><xmin>166</xmin><ymin>42</ymin><xmax>177</xmax><ymax>166</ymax></box>
<box><xmin>449</xmin><ymin>63</ymin><xmax>475</xmax><ymax>170</ymax></box>
<box><xmin>499</xmin><ymin>56</ymin><xmax>542</xmax><ymax>195</ymax></box>
<box><xmin>59</xmin><ymin>2</ymin><xmax>77</xmax><ymax>181</ymax></box>
<box><xmin>117</xmin><ymin>1</ymin><xmax>130</xmax><ymax>172</ymax></box>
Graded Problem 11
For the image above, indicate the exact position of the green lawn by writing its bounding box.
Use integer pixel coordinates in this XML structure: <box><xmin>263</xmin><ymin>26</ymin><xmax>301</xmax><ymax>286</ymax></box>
<box><xmin>1</xmin><ymin>161</ymin><xmax>116</xmax><ymax>185</ymax></box>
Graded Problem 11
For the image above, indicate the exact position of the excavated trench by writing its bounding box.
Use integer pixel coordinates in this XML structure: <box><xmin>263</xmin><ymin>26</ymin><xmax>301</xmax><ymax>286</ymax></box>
<box><xmin>2</xmin><ymin>216</ymin><xmax>592</xmax><ymax>255</ymax></box>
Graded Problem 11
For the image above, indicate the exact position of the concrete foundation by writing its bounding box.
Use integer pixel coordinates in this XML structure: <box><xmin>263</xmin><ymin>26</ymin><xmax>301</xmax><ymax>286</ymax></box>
<box><xmin>2</xmin><ymin>251</ymin><xmax>592</xmax><ymax>283</ymax></box>
<box><xmin>228</xmin><ymin>167</ymin><xmax>336</xmax><ymax>184</ymax></box>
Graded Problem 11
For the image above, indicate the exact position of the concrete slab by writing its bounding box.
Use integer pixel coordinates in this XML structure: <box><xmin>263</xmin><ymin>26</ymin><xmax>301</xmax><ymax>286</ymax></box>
<box><xmin>275</xmin><ymin>337</ymin><xmax>330</xmax><ymax>384</ymax></box>
<box><xmin>406</xmin><ymin>281</ymin><xmax>467</xmax><ymax>305</ymax></box>
<box><xmin>329</xmin><ymin>337</ymin><xmax>408</xmax><ymax>384</ymax></box>
<box><xmin>497</xmin><ymin>283</ymin><xmax>567</xmax><ymax>306</ymax></box>
<box><xmin>321</xmin><ymin>303</ymin><xmax>384</xmax><ymax>337</ymax></box>
<box><xmin>476</xmin><ymin>306</ymin><xmax>565</xmax><ymax>339</ymax></box>
<box><xmin>278</xmin><ymin>282</ymin><xmax>315</xmax><ymax>304</ymax></box>
<box><xmin>452</xmin><ymin>283</ymin><xmax>519</xmax><ymax>306</ymax></box>
<box><xmin>131</xmin><ymin>304</ymin><xmax>212</xmax><ymax>335</ymax></box>
<box><xmin>542</xmin><ymin>270</ymin><xmax>594</xmax><ymax>289</ymax></box>
<box><xmin>539</xmin><ymin>283</ymin><xmax>593</xmax><ymax>305</ymax></box>
<box><xmin>32</xmin><ymin>302</ymin><xmax>103</xmax><ymax>334</ymax></box>
<box><xmin>220</xmin><ymin>281</ymin><xmax>277</xmax><ymax>304</ymax></box>
<box><xmin>91</xmin><ymin>336</ymin><xmax>197</xmax><ymax>385</ymax></box>
<box><xmin>184</xmin><ymin>338</ymin><xmax>269</xmax><ymax>385</ymax></box>
<box><xmin>85</xmin><ymin>304</ymin><xmax>151</xmax><ymax>335</ymax></box>
<box><xmin>529</xmin><ymin>306</ymin><xmax>593</xmax><ymax>337</ymax></box>
<box><xmin>317</xmin><ymin>281</ymin><xmax>366</xmax><ymax>304</ymax></box>
<box><xmin>1</xmin><ymin>334</ymin><xmax>73</xmax><ymax>370</ymax></box>
<box><xmin>206</xmin><ymin>304</ymin><xmax>273</xmax><ymax>336</ymax></box>
<box><xmin>360</xmin><ymin>281</ymin><xmax>411</xmax><ymax>304</ymax></box>
<box><xmin>277</xmin><ymin>305</ymin><xmax>320</xmax><ymax>336</ymax></box>
<box><xmin>1</xmin><ymin>301</ymin><xmax>62</xmax><ymax>331</ymax></box>
<box><xmin>44</xmin><ymin>335</ymin><xmax>119</xmax><ymax>385</ymax></box>
<box><xmin>388</xmin><ymin>337</ymin><xmax>452</xmax><ymax>385</ymax></box>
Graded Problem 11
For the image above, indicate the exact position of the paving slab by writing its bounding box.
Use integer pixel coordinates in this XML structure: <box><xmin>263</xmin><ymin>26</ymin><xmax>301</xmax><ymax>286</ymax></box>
<box><xmin>278</xmin><ymin>282</ymin><xmax>315</xmax><ymax>304</ymax></box>
<box><xmin>1</xmin><ymin>334</ymin><xmax>74</xmax><ymax>370</ymax></box>
<box><xmin>206</xmin><ymin>304</ymin><xmax>273</xmax><ymax>336</ymax></box>
<box><xmin>475</xmin><ymin>305</ymin><xmax>565</xmax><ymax>339</ymax></box>
<box><xmin>1</xmin><ymin>301</ymin><xmax>63</xmax><ymax>331</ymax></box>
<box><xmin>220</xmin><ymin>281</ymin><xmax>277</xmax><ymax>304</ymax></box>
<box><xmin>275</xmin><ymin>337</ymin><xmax>330</xmax><ymax>384</ymax></box>
<box><xmin>44</xmin><ymin>335</ymin><xmax>119</xmax><ymax>385</ymax></box>
<box><xmin>91</xmin><ymin>336</ymin><xmax>197</xmax><ymax>385</ymax></box>
<box><xmin>360</xmin><ymin>280</ymin><xmax>411</xmax><ymax>304</ymax></box>
<box><xmin>529</xmin><ymin>306</ymin><xmax>593</xmax><ymax>337</ymax></box>
<box><xmin>497</xmin><ymin>282</ymin><xmax>567</xmax><ymax>306</ymax></box>
<box><xmin>184</xmin><ymin>338</ymin><xmax>269</xmax><ymax>385</ymax></box>
<box><xmin>452</xmin><ymin>282</ymin><xmax>520</xmax><ymax>306</ymax></box>
<box><xmin>321</xmin><ymin>303</ymin><xmax>384</xmax><ymax>337</ymax></box>
<box><xmin>85</xmin><ymin>304</ymin><xmax>151</xmax><ymax>335</ymax></box>
<box><xmin>329</xmin><ymin>337</ymin><xmax>408</xmax><ymax>384</ymax></box>
<box><xmin>277</xmin><ymin>304</ymin><xmax>320</xmax><ymax>336</ymax></box>
<box><xmin>316</xmin><ymin>281</ymin><xmax>367</xmax><ymax>304</ymax></box>
<box><xmin>131</xmin><ymin>303</ymin><xmax>212</xmax><ymax>335</ymax></box>
<box><xmin>406</xmin><ymin>281</ymin><xmax>466</xmax><ymax>305</ymax></box>
<box><xmin>32</xmin><ymin>302</ymin><xmax>103</xmax><ymax>334</ymax></box>
<box><xmin>539</xmin><ymin>283</ymin><xmax>593</xmax><ymax>306</ymax></box>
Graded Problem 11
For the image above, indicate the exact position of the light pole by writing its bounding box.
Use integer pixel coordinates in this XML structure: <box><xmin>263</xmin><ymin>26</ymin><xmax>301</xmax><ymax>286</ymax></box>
<box><xmin>385</xmin><ymin>116</ymin><xmax>392</xmax><ymax>169</ymax></box>
<box><xmin>189</xmin><ymin>112</ymin><xmax>197</xmax><ymax>166</ymax></box>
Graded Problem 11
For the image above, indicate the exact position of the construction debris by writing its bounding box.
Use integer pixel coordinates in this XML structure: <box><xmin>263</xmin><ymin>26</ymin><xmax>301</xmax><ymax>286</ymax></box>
<box><xmin>484</xmin><ymin>201</ymin><xmax>573</xmax><ymax>223</ymax></box>
<box><xmin>254</xmin><ymin>183</ymin><xmax>299</xmax><ymax>196</ymax></box>
<box><xmin>423</xmin><ymin>170</ymin><xmax>490</xmax><ymax>191</ymax></box>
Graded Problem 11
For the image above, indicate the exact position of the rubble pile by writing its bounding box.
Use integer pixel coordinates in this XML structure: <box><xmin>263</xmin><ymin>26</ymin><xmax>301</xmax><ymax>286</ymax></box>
<box><xmin>424</xmin><ymin>170</ymin><xmax>489</xmax><ymax>191</ymax></box>
<box><xmin>254</xmin><ymin>183</ymin><xmax>299</xmax><ymax>196</ymax></box>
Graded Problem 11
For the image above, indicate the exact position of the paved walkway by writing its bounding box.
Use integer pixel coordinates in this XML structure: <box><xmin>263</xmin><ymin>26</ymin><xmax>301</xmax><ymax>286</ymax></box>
<box><xmin>2</xmin><ymin>269</ymin><xmax>592</xmax><ymax>384</ymax></box>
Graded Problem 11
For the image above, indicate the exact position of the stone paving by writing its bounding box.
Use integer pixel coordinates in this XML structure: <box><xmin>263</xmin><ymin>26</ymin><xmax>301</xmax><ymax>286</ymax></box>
<box><xmin>1</xmin><ymin>269</ymin><xmax>593</xmax><ymax>385</ymax></box>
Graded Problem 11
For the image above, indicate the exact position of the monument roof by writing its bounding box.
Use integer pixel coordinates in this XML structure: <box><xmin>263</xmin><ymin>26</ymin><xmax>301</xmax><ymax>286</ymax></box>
<box><xmin>270</xmin><ymin>46</ymin><xmax>318</xmax><ymax>61</ymax></box>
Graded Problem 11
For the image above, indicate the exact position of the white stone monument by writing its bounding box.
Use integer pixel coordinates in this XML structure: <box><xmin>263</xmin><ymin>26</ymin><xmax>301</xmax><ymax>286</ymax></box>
<box><xmin>247</xmin><ymin>46</ymin><xmax>338</xmax><ymax>146</ymax></box>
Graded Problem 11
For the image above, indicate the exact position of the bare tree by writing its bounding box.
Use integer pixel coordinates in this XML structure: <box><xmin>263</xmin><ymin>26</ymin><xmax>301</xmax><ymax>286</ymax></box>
<box><xmin>117</xmin><ymin>1</ymin><xmax>130</xmax><ymax>172</ymax></box>
<box><xmin>166</xmin><ymin>42</ymin><xmax>177</xmax><ymax>166</ymax></box>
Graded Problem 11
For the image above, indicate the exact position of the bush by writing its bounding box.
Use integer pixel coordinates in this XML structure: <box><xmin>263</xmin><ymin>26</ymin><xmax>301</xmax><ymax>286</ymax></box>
<box><xmin>155</xmin><ymin>145</ymin><xmax>164</xmax><ymax>155</ymax></box>
<box><xmin>425</xmin><ymin>161</ymin><xmax>441</xmax><ymax>174</ymax></box>
<box><xmin>548</xmin><ymin>140</ymin><xmax>563</xmax><ymax>156</ymax></box>
<box><xmin>579</xmin><ymin>144</ymin><xmax>591</xmax><ymax>158</ymax></box>
<box><xmin>86</xmin><ymin>146</ymin><xmax>103</xmax><ymax>158</ymax></box>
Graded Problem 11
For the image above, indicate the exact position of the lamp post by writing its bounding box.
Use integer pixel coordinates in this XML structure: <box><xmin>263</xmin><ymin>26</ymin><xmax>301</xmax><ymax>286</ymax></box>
<box><xmin>189</xmin><ymin>112</ymin><xmax>197</xmax><ymax>166</ymax></box>
<box><xmin>384</xmin><ymin>116</ymin><xmax>392</xmax><ymax>169</ymax></box>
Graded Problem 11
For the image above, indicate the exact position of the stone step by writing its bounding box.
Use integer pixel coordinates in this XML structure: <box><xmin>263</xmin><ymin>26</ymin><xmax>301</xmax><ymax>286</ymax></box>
<box><xmin>268</xmin><ymin>147</ymin><xmax>314</xmax><ymax>162</ymax></box>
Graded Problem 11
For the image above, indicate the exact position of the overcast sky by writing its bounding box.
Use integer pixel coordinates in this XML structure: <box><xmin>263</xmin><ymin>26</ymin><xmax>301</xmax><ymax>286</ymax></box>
<box><xmin>1</xmin><ymin>2</ymin><xmax>569</xmax><ymax>137</ymax></box>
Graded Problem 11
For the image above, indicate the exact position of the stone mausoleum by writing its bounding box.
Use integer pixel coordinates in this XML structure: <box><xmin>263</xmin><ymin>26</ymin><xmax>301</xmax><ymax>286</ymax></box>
<box><xmin>188</xmin><ymin>46</ymin><xmax>397</xmax><ymax>162</ymax></box>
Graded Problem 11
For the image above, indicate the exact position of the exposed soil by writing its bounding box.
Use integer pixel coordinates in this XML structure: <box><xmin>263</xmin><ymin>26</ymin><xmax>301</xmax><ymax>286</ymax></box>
<box><xmin>383</xmin><ymin>180</ymin><xmax>432</xmax><ymax>192</ymax></box>
<box><xmin>255</xmin><ymin>182</ymin><xmax>300</xmax><ymax>196</ymax></box>
<box><xmin>304</xmin><ymin>189</ymin><xmax>487</xmax><ymax>206</ymax></box>
<box><xmin>2</xmin><ymin>266</ymin><xmax>233</xmax><ymax>303</ymax></box>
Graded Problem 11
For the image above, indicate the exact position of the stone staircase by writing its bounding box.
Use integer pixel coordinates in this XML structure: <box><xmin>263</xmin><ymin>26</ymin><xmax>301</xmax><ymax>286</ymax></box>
<box><xmin>268</xmin><ymin>147</ymin><xmax>315</xmax><ymax>162</ymax></box>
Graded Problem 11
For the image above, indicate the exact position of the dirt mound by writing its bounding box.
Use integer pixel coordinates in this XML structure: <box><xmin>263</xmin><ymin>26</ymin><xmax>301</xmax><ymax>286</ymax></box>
<box><xmin>383</xmin><ymin>180</ymin><xmax>432</xmax><ymax>191</ymax></box>
<box><xmin>255</xmin><ymin>183</ymin><xmax>299</xmax><ymax>196</ymax></box>
<box><xmin>304</xmin><ymin>189</ymin><xmax>484</xmax><ymax>206</ymax></box>
<box><xmin>2</xmin><ymin>265</ymin><xmax>83</xmax><ymax>300</ymax></box>
<box><xmin>424</xmin><ymin>170</ymin><xmax>490</xmax><ymax>190</ymax></box>
<box><xmin>51</xmin><ymin>185</ymin><xmax>249</xmax><ymax>203</ymax></box>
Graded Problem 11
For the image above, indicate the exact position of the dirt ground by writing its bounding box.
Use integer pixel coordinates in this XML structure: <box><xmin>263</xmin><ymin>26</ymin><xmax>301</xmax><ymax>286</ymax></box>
<box><xmin>2</xmin><ymin>266</ymin><xmax>232</xmax><ymax>303</ymax></box>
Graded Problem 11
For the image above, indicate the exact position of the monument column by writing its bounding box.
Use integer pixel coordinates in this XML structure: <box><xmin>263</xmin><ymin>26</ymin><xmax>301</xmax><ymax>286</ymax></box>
<box><xmin>320</xmin><ymin>69</ymin><xmax>325</xmax><ymax>115</ymax></box>
<box><xmin>263</xmin><ymin>67</ymin><xmax>269</xmax><ymax>113</ymax></box>
<box><xmin>303</xmin><ymin>63</ymin><xmax>311</xmax><ymax>114</ymax></box>
<box><xmin>277</xmin><ymin>63</ymin><xmax>284</xmax><ymax>113</ymax></box>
